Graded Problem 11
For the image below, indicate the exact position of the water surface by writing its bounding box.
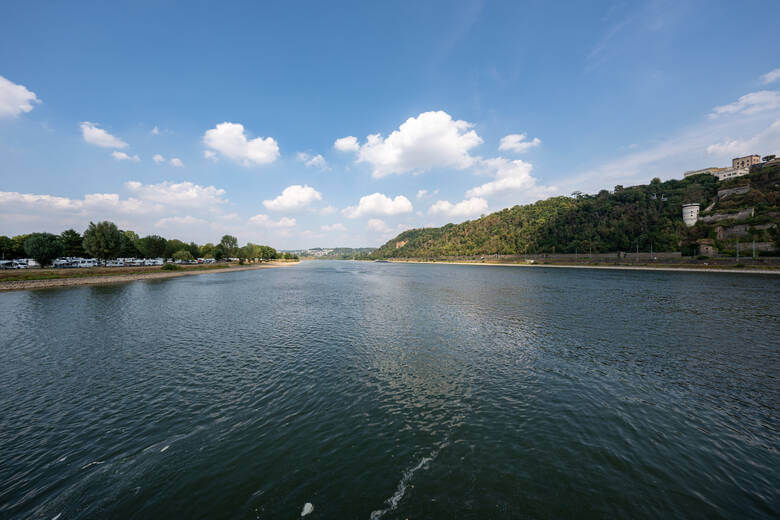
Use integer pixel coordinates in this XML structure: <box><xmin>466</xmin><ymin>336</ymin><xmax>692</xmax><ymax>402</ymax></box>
<box><xmin>0</xmin><ymin>261</ymin><xmax>777</xmax><ymax>518</ymax></box>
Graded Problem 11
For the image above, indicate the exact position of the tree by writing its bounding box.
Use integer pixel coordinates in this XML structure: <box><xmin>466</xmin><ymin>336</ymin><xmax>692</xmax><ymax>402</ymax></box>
<box><xmin>60</xmin><ymin>229</ymin><xmax>85</xmax><ymax>257</ymax></box>
<box><xmin>172</xmin><ymin>249</ymin><xmax>194</xmax><ymax>261</ymax></box>
<box><xmin>24</xmin><ymin>233</ymin><xmax>64</xmax><ymax>267</ymax></box>
<box><xmin>135</xmin><ymin>235</ymin><xmax>167</xmax><ymax>259</ymax></box>
<box><xmin>83</xmin><ymin>221</ymin><xmax>122</xmax><ymax>262</ymax></box>
<box><xmin>187</xmin><ymin>242</ymin><xmax>200</xmax><ymax>258</ymax></box>
<box><xmin>11</xmin><ymin>235</ymin><xmax>29</xmax><ymax>259</ymax></box>
<box><xmin>0</xmin><ymin>235</ymin><xmax>13</xmax><ymax>259</ymax></box>
<box><xmin>165</xmin><ymin>239</ymin><xmax>187</xmax><ymax>260</ymax></box>
<box><xmin>220</xmin><ymin>235</ymin><xmax>238</xmax><ymax>258</ymax></box>
<box><xmin>120</xmin><ymin>230</ymin><xmax>141</xmax><ymax>257</ymax></box>
<box><xmin>200</xmin><ymin>243</ymin><xmax>215</xmax><ymax>258</ymax></box>
<box><xmin>213</xmin><ymin>244</ymin><xmax>226</xmax><ymax>261</ymax></box>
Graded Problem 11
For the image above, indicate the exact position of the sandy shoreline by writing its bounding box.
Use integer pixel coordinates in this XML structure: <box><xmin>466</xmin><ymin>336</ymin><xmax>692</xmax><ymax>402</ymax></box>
<box><xmin>383</xmin><ymin>259</ymin><xmax>780</xmax><ymax>275</ymax></box>
<box><xmin>0</xmin><ymin>262</ymin><xmax>297</xmax><ymax>292</ymax></box>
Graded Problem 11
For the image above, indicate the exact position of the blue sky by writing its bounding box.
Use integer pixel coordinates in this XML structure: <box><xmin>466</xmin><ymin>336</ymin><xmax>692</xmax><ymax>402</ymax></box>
<box><xmin>1</xmin><ymin>0</ymin><xmax>779</xmax><ymax>248</ymax></box>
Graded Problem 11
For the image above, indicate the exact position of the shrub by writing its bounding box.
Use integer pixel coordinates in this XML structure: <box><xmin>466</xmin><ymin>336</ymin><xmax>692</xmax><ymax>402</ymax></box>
<box><xmin>161</xmin><ymin>263</ymin><xmax>180</xmax><ymax>271</ymax></box>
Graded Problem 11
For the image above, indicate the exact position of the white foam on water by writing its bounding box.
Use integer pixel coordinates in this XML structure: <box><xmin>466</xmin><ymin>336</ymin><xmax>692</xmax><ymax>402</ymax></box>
<box><xmin>52</xmin><ymin>514</ymin><xmax>62</xmax><ymax>520</ymax></box>
<box><xmin>369</xmin><ymin>440</ymin><xmax>448</xmax><ymax>520</ymax></box>
<box><xmin>57</xmin><ymin>456</ymin><xmax>67</xmax><ymax>463</ymax></box>
<box><xmin>80</xmin><ymin>461</ymin><xmax>104</xmax><ymax>470</ymax></box>
<box><xmin>301</xmin><ymin>502</ymin><xmax>314</xmax><ymax>516</ymax></box>
<box><xmin>160</xmin><ymin>445</ymin><xmax>169</xmax><ymax>452</ymax></box>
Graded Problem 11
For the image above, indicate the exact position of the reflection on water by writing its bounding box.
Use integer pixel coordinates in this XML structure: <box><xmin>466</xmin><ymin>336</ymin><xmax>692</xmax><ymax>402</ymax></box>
<box><xmin>0</xmin><ymin>262</ymin><xmax>777</xmax><ymax>519</ymax></box>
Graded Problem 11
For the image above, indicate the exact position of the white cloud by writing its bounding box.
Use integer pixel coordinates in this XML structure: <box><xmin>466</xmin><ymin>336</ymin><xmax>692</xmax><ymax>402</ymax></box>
<box><xmin>428</xmin><ymin>197</ymin><xmax>488</xmax><ymax>218</ymax></box>
<box><xmin>366</xmin><ymin>218</ymin><xmax>391</xmax><ymax>233</ymax></box>
<box><xmin>297</xmin><ymin>152</ymin><xmax>329</xmax><ymax>170</ymax></box>
<box><xmin>169</xmin><ymin>157</ymin><xmax>184</xmax><ymax>168</ymax></box>
<box><xmin>153</xmin><ymin>154</ymin><xmax>165</xmax><ymax>164</ymax></box>
<box><xmin>80</xmin><ymin>122</ymin><xmax>128</xmax><ymax>148</ymax></box>
<box><xmin>202</xmin><ymin>122</ymin><xmax>279</xmax><ymax>166</ymax></box>
<box><xmin>263</xmin><ymin>184</ymin><xmax>322</xmax><ymax>212</ymax></box>
<box><xmin>352</xmin><ymin>110</ymin><xmax>484</xmax><ymax>177</ymax></box>
<box><xmin>321</xmin><ymin>223</ymin><xmax>346</xmax><ymax>232</ymax></box>
<box><xmin>125</xmin><ymin>180</ymin><xmax>227</xmax><ymax>207</ymax></box>
<box><xmin>761</xmin><ymin>68</ymin><xmax>780</xmax><ymax>85</ymax></box>
<box><xmin>334</xmin><ymin>136</ymin><xmax>359</xmax><ymax>152</ymax></box>
<box><xmin>706</xmin><ymin>119</ymin><xmax>780</xmax><ymax>157</ymax></box>
<box><xmin>320</xmin><ymin>205</ymin><xmax>337</xmax><ymax>215</ymax></box>
<box><xmin>204</xmin><ymin>150</ymin><xmax>218</xmax><ymax>162</ymax></box>
<box><xmin>416</xmin><ymin>189</ymin><xmax>428</xmax><ymax>199</ymax></box>
<box><xmin>151</xmin><ymin>125</ymin><xmax>160</xmax><ymax>135</ymax></box>
<box><xmin>112</xmin><ymin>151</ymin><xmax>140</xmax><ymax>162</ymax></box>
<box><xmin>498</xmin><ymin>133</ymin><xmax>541</xmax><ymax>153</ymax></box>
<box><xmin>155</xmin><ymin>215</ymin><xmax>207</xmax><ymax>227</ymax></box>
<box><xmin>342</xmin><ymin>193</ymin><xmax>413</xmax><ymax>218</ymax></box>
<box><xmin>248</xmin><ymin>214</ymin><xmax>296</xmax><ymax>228</ymax></box>
<box><xmin>466</xmin><ymin>157</ymin><xmax>555</xmax><ymax>200</ymax></box>
<box><xmin>0</xmin><ymin>75</ymin><xmax>41</xmax><ymax>118</ymax></box>
<box><xmin>710</xmin><ymin>90</ymin><xmax>780</xmax><ymax>118</ymax></box>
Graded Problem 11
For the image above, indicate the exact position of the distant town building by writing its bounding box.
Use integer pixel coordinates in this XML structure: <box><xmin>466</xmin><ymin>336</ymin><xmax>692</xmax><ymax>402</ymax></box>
<box><xmin>683</xmin><ymin>167</ymin><xmax>726</xmax><ymax>178</ymax></box>
<box><xmin>713</xmin><ymin>167</ymin><xmax>749</xmax><ymax>181</ymax></box>
<box><xmin>682</xmin><ymin>203</ymin><xmax>700</xmax><ymax>227</ymax></box>
<box><xmin>697</xmin><ymin>238</ymin><xmax>717</xmax><ymax>256</ymax></box>
<box><xmin>732</xmin><ymin>155</ymin><xmax>761</xmax><ymax>169</ymax></box>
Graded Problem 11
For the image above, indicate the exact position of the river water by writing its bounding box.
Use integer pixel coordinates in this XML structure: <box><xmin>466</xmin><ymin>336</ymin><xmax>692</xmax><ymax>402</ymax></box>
<box><xmin>0</xmin><ymin>261</ymin><xmax>777</xmax><ymax>519</ymax></box>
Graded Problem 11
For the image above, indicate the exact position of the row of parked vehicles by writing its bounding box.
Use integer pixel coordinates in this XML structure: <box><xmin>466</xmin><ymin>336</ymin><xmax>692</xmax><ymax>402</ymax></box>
<box><xmin>0</xmin><ymin>257</ymin><xmax>221</xmax><ymax>269</ymax></box>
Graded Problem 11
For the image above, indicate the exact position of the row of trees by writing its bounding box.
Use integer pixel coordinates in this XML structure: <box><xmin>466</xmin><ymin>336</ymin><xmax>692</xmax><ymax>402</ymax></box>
<box><xmin>0</xmin><ymin>221</ymin><xmax>283</xmax><ymax>267</ymax></box>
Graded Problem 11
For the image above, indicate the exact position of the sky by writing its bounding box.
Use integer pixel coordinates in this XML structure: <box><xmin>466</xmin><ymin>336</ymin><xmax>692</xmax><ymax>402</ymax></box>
<box><xmin>1</xmin><ymin>0</ymin><xmax>779</xmax><ymax>249</ymax></box>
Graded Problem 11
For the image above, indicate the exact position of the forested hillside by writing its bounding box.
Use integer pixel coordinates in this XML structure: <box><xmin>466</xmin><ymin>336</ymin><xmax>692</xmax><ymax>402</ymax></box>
<box><xmin>371</xmin><ymin>166</ymin><xmax>779</xmax><ymax>258</ymax></box>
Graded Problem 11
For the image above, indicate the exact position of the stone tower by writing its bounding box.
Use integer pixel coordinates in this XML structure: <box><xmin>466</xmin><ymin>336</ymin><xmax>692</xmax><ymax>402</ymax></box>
<box><xmin>682</xmin><ymin>203</ymin><xmax>700</xmax><ymax>227</ymax></box>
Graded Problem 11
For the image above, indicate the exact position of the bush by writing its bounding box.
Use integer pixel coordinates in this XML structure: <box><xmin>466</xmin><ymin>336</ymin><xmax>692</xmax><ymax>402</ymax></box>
<box><xmin>696</xmin><ymin>255</ymin><xmax>710</xmax><ymax>260</ymax></box>
<box><xmin>161</xmin><ymin>263</ymin><xmax>181</xmax><ymax>271</ymax></box>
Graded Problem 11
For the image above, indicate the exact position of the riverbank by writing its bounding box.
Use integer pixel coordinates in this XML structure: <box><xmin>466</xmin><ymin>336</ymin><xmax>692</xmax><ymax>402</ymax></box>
<box><xmin>0</xmin><ymin>261</ymin><xmax>297</xmax><ymax>292</ymax></box>
<box><xmin>381</xmin><ymin>259</ymin><xmax>780</xmax><ymax>274</ymax></box>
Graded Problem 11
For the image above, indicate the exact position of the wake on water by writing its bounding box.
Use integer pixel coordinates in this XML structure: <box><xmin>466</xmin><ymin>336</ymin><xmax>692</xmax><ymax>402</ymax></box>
<box><xmin>369</xmin><ymin>439</ymin><xmax>449</xmax><ymax>520</ymax></box>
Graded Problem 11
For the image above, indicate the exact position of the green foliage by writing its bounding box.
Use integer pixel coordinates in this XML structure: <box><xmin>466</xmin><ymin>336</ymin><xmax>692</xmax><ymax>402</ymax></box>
<box><xmin>23</xmin><ymin>233</ymin><xmax>64</xmax><ymax>266</ymax></box>
<box><xmin>0</xmin><ymin>235</ymin><xmax>14</xmax><ymax>259</ymax></box>
<box><xmin>82</xmin><ymin>221</ymin><xmax>122</xmax><ymax>261</ymax></box>
<box><xmin>161</xmin><ymin>262</ymin><xmax>180</xmax><ymax>271</ymax></box>
<box><xmin>135</xmin><ymin>234</ymin><xmax>167</xmax><ymax>259</ymax></box>
<box><xmin>220</xmin><ymin>235</ymin><xmax>238</xmax><ymax>258</ymax></box>
<box><xmin>59</xmin><ymin>229</ymin><xmax>85</xmax><ymax>257</ymax></box>
<box><xmin>165</xmin><ymin>239</ymin><xmax>187</xmax><ymax>259</ymax></box>
<box><xmin>119</xmin><ymin>230</ymin><xmax>141</xmax><ymax>257</ymax></box>
<box><xmin>371</xmin><ymin>170</ymin><xmax>780</xmax><ymax>259</ymax></box>
<box><xmin>172</xmin><ymin>249</ymin><xmax>194</xmax><ymax>261</ymax></box>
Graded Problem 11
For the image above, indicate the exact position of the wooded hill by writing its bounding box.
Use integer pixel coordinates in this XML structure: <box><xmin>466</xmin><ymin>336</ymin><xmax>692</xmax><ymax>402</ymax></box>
<box><xmin>370</xmin><ymin>165</ymin><xmax>779</xmax><ymax>259</ymax></box>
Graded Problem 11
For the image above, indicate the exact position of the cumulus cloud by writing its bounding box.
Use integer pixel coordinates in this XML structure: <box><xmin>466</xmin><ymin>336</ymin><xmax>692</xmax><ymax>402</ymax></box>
<box><xmin>320</xmin><ymin>205</ymin><xmax>337</xmax><ymax>215</ymax></box>
<box><xmin>0</xmin><ymin>75</ymin><xmax>41</xmax><ymax>118</ymax></box>
<box><xmin>297</xmin><ymin>152</ymin><xmax>329</xmax><ymax>170</ymax></box>
<box><xmin>334</xmin><ymin>136</ymin><xmax>359</xmax><ymax>152</ymax></box>
<box><xmin>428</xmin><ymin>197</ymin><xmax>488</xmax><ymax>218</ymax></box>
<box><xmin>169</xmin><ymin>157</ymin><xmax>184</xmax><ymax>168</ymax></box>
<box><xmin>348</xmin><ymin>111</ymin><xmax>483</xmax><ymax>177</ymax></box>
<box><xmin>416</xmin><ymin>189</ymin><xmax>428</xmax><ymax>199</ymax></box>
<box><xmin>466</xmin><ymin>157</ymin><xmax>555</xmax><ymax>200</ymax></box>
<box><xmin>263</xmin><ymin>184</ymin><xmax>323</xmax><ymax>212</ymax></box>
<box><xmin>248</xmin><ymin>214</ymin><xmax>296</xmax><ymax>228</ymax></box>
<box><xmin>112</xmin><ymin>151</ymin><xmax>140</xmax><ymax>162</ymax></box>
<box><xmin>80</xmin><ymin>122</ymin><xmax>128</xmax><ymax>148</ymax></box>
<box><xmin>125</xmin><ymin>180</ymin><xmax>227</xmax><ymax>207</ymax></box>
<box><xmin>499</xmin><ymin>133</ymin><xmax>541</xmax><ymax>153</ymax></box>
<box><xmin>204</xmin><ymin>150</ymin><xmax>218</xmax><ymax>162</ymax></box>
<box><xmin>366</xmin><ymin>218</ymin><xmax>391</xmax><ymax>233</ymax></box>
<box><xmin>710</xmin><ymin>91</ymin><xmax>780</xmax><ymax>118</ymax></box>
<box><xmin>761</xmin><ymin>68</ymin><xmax>780</xmax><ymax>85</ymax></box>
<box><xmin>203</xmin><ymin>122</ymin><xmax>279</xmax><ymax>166</ymax></box>
<box><xmin>153</xmin><ymin>154</ymin><xmax>165</xmax><ymax>164</ymax></box>
<box><xmin>151</xmin><ymin>125</ymin><xmax>161</xmax><ymax>135</ymax></box>
<box><xmin>342</xmin><ymin>193</ymin><xmax>413</xmax><ymax>218</ymax></box>
<box><xmin>321</xmin><ymin>223</ymin><xmax>346</xmax><ymax>232</ymax></box>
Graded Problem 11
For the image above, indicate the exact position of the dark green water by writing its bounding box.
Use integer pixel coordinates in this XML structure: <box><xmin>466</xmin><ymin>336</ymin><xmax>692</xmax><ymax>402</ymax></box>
<box><xmin>0</xmin><ymin>261</ymin><xmax>778</xmax><ymax>519</ymax></box>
